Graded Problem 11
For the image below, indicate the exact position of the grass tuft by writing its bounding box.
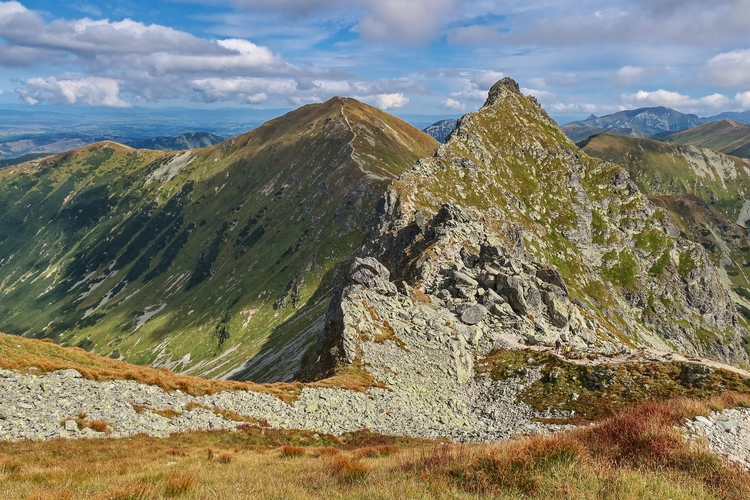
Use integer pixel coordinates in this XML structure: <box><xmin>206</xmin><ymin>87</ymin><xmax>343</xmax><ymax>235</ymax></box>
<box><xmin>163</xmin><ymin>472</ymin><xmax>194</xmax><ymax>497</ymax></box>
<box><xmin>325</xmin><ymin>455</ymin><xmax>371</xmax><ymax>485</ymax></box>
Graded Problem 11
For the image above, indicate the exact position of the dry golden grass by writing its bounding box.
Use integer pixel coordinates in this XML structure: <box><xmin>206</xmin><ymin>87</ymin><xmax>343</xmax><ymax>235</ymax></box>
<box><xmin>0</xmin><ymin>332</ymin><xmax>382</xmax><ymax>403</ymax></box>
<box><xmin>280</xmin><ymin>445</ymin><xmax>306</xmax><ymax>457</ymax></box>
<box><xmin>2</xmin><ymin>395</ymin><xmax>749</xmax><ymax>499</ymax></box>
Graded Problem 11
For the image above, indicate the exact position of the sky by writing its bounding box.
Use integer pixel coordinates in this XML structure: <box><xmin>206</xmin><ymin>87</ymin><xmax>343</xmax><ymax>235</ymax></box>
<box><xmin>0</xmin><ymin>0</ymin><xmax>749</xmax><ymax>123</ymax></box>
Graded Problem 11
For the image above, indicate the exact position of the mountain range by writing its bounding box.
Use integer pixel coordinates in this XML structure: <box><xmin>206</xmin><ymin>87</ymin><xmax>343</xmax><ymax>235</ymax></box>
<box><xmin>2</xmin><ymin>79</ymin><xmax>750</xmax><ymax>387</ymax></box>
<box><xmin>561</xmin><ymin>107</ymin><xmax>750</xmax><ymax>143</ymax></box>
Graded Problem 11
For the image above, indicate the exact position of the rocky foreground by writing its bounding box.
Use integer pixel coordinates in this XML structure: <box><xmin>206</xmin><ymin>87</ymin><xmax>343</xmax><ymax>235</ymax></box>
<box><xmin>4</xmin><ymin>363</ymin><xmax>750</xmax><ymax>473</ymax></box>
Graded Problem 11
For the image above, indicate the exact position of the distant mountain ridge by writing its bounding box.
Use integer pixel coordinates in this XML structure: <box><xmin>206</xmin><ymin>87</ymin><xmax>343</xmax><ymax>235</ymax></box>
<box><xmin>562</xmin><ymin>107</ymin><xmax>750</xmax><ymax>143</ymax></box>
<box><xmin>0</xmin><ymin>132</ymin><xmax>226</xmax><ymax>160</ymax></box>
<box><xmin>422</xmin><ymin>119</ymin><xmax>458</xmax><ymax>143</ymax></box>
<box><xmin>122</xmin><ymin>132</ymin><xmax>225</xmax><ymax>151</ymax></box>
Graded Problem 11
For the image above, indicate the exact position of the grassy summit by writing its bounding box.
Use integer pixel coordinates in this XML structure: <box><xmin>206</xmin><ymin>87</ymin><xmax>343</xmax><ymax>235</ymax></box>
<box><xmin>0</xmin><ymin>98</ymin><xmax>437</xmax><ymax>381</ymax></box>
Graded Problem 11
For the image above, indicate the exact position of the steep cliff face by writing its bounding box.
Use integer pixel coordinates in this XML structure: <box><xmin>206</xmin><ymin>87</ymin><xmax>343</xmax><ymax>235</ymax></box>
<box><xmin>304</xmin><ymin>79</ymin><xmax>749</xmax><ymax>381</ymax></box>
<box><xmin>0</xmin><ymin>98</ymin><xmax>438</xmax><ymax>382</ymax></box>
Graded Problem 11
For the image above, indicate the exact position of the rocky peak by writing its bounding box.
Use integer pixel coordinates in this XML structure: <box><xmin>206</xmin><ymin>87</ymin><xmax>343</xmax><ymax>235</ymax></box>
<box><xmin>483</xmin><ymin>77</ymin><xmax>522</xmax><ymax>108</ymax></box>
<box><xmin>303</xmin><ymin>77</ymin><xmax>750</xmax><ymax>383</ymax></box>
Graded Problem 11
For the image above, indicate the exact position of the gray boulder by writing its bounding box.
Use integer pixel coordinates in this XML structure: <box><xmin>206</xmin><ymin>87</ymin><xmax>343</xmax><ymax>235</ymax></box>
<box><xmin>461</xmin><ymin>304</ymin><xmax>488</xmax><ymax>325</ymax></box>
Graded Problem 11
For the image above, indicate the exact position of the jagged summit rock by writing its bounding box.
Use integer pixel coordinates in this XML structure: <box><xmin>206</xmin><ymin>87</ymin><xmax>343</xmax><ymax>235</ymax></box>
<box><xmin>483</xmin><ymin>77</ymin><xmax>522</xmax><ymax>107</ymax></box>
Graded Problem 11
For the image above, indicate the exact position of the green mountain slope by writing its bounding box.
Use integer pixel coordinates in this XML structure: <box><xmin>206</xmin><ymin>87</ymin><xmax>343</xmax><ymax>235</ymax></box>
<box><xmin>661</xmin><ymin>120</ymin><xmax>750</xmax><ymax>160</ymax></box>
<box><xmin>579</xmin><ymin>133</ymin><xmax>750</xmax><ymax>227</ymax></box>
<box><xmin>0</xmin><ymin>97</ymin><xmax>438</xmax><ymax>382</ymax></box>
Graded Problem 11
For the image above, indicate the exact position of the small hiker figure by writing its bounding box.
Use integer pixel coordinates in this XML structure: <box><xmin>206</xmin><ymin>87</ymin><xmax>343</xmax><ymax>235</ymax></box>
<box><xmin>564</xmin><ymin>343</ymin><xmax>572</xmax><ymax>359</ymax></box>
<box><xmin>554</xmin><ymin>338</ymin><xmax>562</xmax><ymax>354</ymax></box>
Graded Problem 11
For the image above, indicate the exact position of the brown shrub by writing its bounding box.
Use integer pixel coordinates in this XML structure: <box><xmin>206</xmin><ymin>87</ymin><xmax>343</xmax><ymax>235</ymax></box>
<box><xmin>325</xmin><ymin>455</ymin><xmax>371</xmax><ymax>485</ymax></box>
<box><xmin>87</xmin><ymin>419</ymin><xmax>109</xmax><ymax>434</ymax></box>
<box><xmin>280</xmin><ymin>445</ymin><xmax>306</xmax><ymax>457</ymax></box>
<box><xmin>216</xmin><ymin>454</ymin><xmax>233</xmax><ymax>464</ymax></box>
<box><xmin>166</xmin><ymin>448</ymin><xmax>188</xmax><ymax>457</ymax></box>
<box><xmin>205</xmin><ymin>448</ymin><xmax>214</xmax><ymax>461</ymax></box>
<box><xmin>164</xmin><ymin>472</ymin><xmax>195</xmax><ymax>497</ymax></box>
<box><xmin>314</xmin><ymin>447</ymin><xmax>342</xmax><ymax>457</ymax></box>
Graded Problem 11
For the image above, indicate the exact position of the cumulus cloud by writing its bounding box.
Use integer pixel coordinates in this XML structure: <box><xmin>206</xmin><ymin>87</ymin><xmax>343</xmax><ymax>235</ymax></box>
<box><xmin>371</xmin><ymin>92</ymin><xmax>408</xmax><ymax>109</ymax></box>
<box><xmin>447</xmin><ymin>70</ymin><xmax>505</xmax><ymax>103</ymax></box>
<box><xmin>16</xmin><ymin>76</ymin><xmax>131</xmax><ymax>107</ymax></box>
<box><xmin>441</xmin><ymin>98</ymin><xmax>465</xmax><ymax>110</ymax></box>
<box><xmin>702</xmin><ymin>49</ymin><xmax>750</xmax><ymax>87</ymax></box>
<box><xmin>550</xmin><ymin>102</ymin><xmax>624</xmax><ymax>114</ymax></box>
<box><xmin>522</xmin><ymin>88</ymin><xmax>556</xmax><ymax>101</ymax></box>
<box><xmin>736</xmin><ymin>92</ymin><xmax>750</xmax><ymax>109</ymax></box>
<box><xmin>190</xmin><ymin>77</ymin><xmax>298</xmax><ymax>104</ymax></box>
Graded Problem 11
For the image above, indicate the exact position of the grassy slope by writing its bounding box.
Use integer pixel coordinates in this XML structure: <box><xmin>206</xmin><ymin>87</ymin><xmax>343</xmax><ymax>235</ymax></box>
<box><xmin>664</xmin><ymin>120</ymin><xmax>750</xmax><ymax>159</ymax></box>
<box><xmin>0</xmin><ymin>98</ymin><xmax>438</xmax><ymax>382</ymax></box>
<box><xmin>580</xmin><ymin>133</ymin><xmax>750</xmax><ymax>224</ymax></box>
<box><xmin>1</xmin><ymin>396</ymin><xmax>749</xmax><ymax>499</ymax></box>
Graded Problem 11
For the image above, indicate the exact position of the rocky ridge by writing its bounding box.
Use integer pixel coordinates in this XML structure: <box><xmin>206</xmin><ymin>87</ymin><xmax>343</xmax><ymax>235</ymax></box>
<box><xmin>305</xmin><ymin>78</ymin><xmax>749</xmax><ymax>386</ymax></box>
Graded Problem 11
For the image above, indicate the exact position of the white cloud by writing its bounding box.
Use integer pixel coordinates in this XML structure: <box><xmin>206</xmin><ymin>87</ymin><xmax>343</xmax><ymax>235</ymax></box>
<box><xmin>372</xmin><ymin>92</ymin><xmax>408</xmax><ymax>109</ymax></box>
<box><xmin>190</xmin><ymin>77</ymin><xmax>298</xmax><ymax>104</ymax></box>
<box><xmin>736</xmin><ymin>91</ymin><xmax>750</xmax><ymax>108</ymax></box>
<box><xmin>0</xmin><ymin>89</ymin><xmax>4</xmax><ymax>95</ymax></box>
<box><xmin>513</xmin><ymin>0</ymin><xmax>750</xmax><ymax>48</ymax></box>
<box><xmin>441</xmin><ymin>98</ymin><xmax>465</xmax><ymax>110</ymax></box>
<box><xmin>16</xmin><ymin>76</ymin><xmax>131</xmax><ymax>107</ymax></box>
<box><xmin>550</xmin><ymin>102</ymin><xmax>623</xmax><ymax>114</ymax></box>
<box><xmin>312</xmin><ymin>80</ymin><xmax>351</xmax><ymax>94</ymax></box>
<box><xmin>702</xmin><ymin>48</ymin><xmax>750</xmax><ymax>87</ymax></box>
<box><xmin>472</xmin><ymin>70</ymin><xmax>504</xmax><ymax>89</ymax></box>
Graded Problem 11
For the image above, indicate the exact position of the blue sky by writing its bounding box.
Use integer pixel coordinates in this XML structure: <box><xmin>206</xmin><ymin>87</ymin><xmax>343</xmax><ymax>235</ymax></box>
<box><xmin>0</xmin><ymin>0</ymin><xmax>749</xmax><ymax>123</ymax></box>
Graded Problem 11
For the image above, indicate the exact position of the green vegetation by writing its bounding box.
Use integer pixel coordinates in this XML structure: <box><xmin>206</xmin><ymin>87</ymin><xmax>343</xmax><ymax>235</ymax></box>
<box><xmin>478</xmin><ymin>348</ymin><xmax>750</xmax><ymax>421</ymax></box>
<box><xmin>581</xmin><ymin>133</ymin><xmax>750</xmax><ymax>223</ymax></box>
<box><xmin>0</xmin><ymin>99</ymin><xmax>438</xmax><ymax>382</ymax></box>
<box><xmin>678</xmin><ymin>252</ymin><xmax>697</xmax><ymax>278</ymax></box>
<box><xmin>663</xmin><ymin>120</ymin><xmax>750</xmax><ymax>159</ymax></box>
<box><xmin>601</xmin><ymin>250</ymin><xmax>639</xmax><ymax>290</ymax></box>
